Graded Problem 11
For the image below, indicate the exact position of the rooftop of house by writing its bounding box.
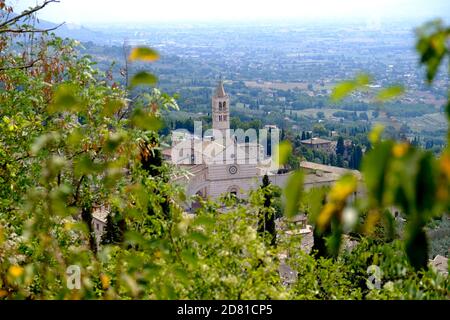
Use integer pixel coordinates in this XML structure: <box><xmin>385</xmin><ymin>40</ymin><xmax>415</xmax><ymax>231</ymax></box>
<box><xmin>300</xmin><ymin>161</ymin><xmax>361</xmax><ymax>178</ymax></box>
<box><xmin>92</xmin><ymin>206</ymin><xmax>109</xmax><ymax>223</ymax></box>
<box><xmin>300</xmin><ymin>137</ymin><xmax>332</xmax><ymax>145</ymax></box>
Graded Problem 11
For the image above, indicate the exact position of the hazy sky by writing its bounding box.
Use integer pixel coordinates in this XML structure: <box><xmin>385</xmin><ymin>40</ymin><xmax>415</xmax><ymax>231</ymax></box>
<box><xmin>10</xmin><ymin>0</ymin><xmax>450</xmax><ymax>25</ymax></box>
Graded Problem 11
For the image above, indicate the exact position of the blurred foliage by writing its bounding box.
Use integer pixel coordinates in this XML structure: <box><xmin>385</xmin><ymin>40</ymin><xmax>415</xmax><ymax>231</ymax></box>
<box><xmin>0</xmin><ymin>3</ymin><xmax>449</xmax><ymax>300</ymax></box>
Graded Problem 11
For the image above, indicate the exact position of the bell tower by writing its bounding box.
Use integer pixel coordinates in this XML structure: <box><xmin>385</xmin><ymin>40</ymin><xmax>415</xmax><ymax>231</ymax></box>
<box><xmin>212</xmin><ymin>80</ymin><xmax>230</xmax><ymax>140</ymax></box>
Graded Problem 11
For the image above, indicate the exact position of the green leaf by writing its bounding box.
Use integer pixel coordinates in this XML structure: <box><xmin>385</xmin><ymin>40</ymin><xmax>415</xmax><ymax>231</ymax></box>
<box><xmin>376</xmin><ymin>85</ymin><xmax>405</xmax><ymax>102</ymax></box>
<box><xmin>415</xmin><ymin>20</ymin><xmax>449</xmax><ymax>83</ymax></box>
<box><xmin>362</xmin><ymin>141</ymin><xmax>393</xmax><ymax>206</ymax></box>
<box><xmin>130</xmin><ymin>108</ymin><xmax>162</xmax><ymax>131</ymax></box>
<box><xmin>275</xmin><ymin>141</ymin><xmax>292</xmax><ymax>166</ymax></box>
<box><xmin>74</xmin><ymin>155</ymin><xmax>101</xmax><ymax>176</ymax></box>
<box><xmin>331</xmin><ymin>74</ymin><xmax>371</xmax><ymax>102</ymax></box>
<box><xmin>187</xmin><ymin>231</ymin><xmax>209</xmax><ymax>244</ymax></box>
<box><xmin>105</xmin><ymin>133</ymin><xmax>124</xmax><ymax>153</ymax></box>
<box><xmin>48</xmin><ymin>83</ymin><xmax>83</xmax><ymax>114</ymax></box>
<box><xmin>192</xmin><ymin>216</ymin><xmax>215</xmax><ymax>226</ymax></box>
<box><xmin>284</xmin><ymin>170</ymin><xmax>304</xmax><ymax>218</ymax></box>
<box><xmin>415</xmin><ymin>152</ymin><xmax>437</xmax><ymax>213</ymax></box>
<box><xmin>30</xmin><ymin>132</ymin><xmax>60</xmax><ymax>155</ymax></box>
<box><xmin>128</xmin><ymin>47</ymin><xmax>160</xmax><ymax>62</ymax></box>
<box><xmin>130</xmin><ymin>71</ymin><xmax>158</xmax><ymax>88</ymax></box>
<box><xmin>124</xmin><ymin>231</ymin><xmax>148</xmax><ymax>247</ymax></box>
<box><xmin>181</xmin><ymin>250</ymin><xmax>198</xmax><ymax>265</ymax></box>
<box><xmin>173</xmin><ymin>267</ymin><xmax>189</xmax><ymax>282</ymax></box>
<box><xmin>67</xmin><ymin>129</ymin><xmax>83</xmax><ymax>149</ymax></box>
<box><xmin>405</xmin><ymin>228</ymin><xmax>429</xmax><ymax>271</ymax></box>
<box><xmin>102</xmin><ymin>98</ymin><xmax>125</xmax><ymax>117</ymax></box>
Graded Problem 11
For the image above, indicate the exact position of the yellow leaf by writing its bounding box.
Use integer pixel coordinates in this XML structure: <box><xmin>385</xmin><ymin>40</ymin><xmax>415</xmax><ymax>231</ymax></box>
<box><xmin>440</xmin><ymin>152</ymin><xmax>450</xmax><ymax>179</ymax></box>
<box><xmin>331</xmin><ymin>81</ymin><xmax>357</xmax><ymax>102</ymax></box>
<box><xmin>363</xmin><ymin>210</ymin><xmax>380</xmax><ymax>235</ymax></box>
<box><xmin>0</xmin><ymin>289</ymin><xmax>8</xmax><ymax>298</ymax></box>
<box><xmin>368</xmin><ymin>124</ymin><xmax>384</xmax><ymax>145</ymax></box>
<box><xmin>128</xmin><ymin>47</ymin><xmax>160</xmax><ymax>62</ymax></box>
<box><xmin>392</xmin><ymin>143</ymin><xmax>409</xmax><ymax>158</ymax></box>
<box><xmin>376</xmin><ymin>85</ymin><xmax>404</xmax><ymax>102</ymax></box>
<box><xmin>317</xmin><ymin>203</ymin><xmax>336</xmax><ymax>230</ymax></box>
<box><xmin>8</xmin><ymin>265</ymin><xmax>24</xmax><ymax>278</ymax></box>
<box><xmin>64</xmin><ymin>222</ymin><xmax>75</xmax><ymax>231</ymax></box>
<box><xmin>329</xmin><ymin>174</ymin><xmax>357</xmax><ymax>202</ymax></box>
<box><xmin>100</xmin><ymin>274</ymin><xmax>110</xmax><ymax>289</ymax></box>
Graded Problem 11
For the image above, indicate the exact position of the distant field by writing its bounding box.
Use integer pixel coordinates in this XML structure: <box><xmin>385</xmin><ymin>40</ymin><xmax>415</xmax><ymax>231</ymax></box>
<box><xmin>284</xmin><ymin>108</ymin><xmax>447</xmax><ymax>133</ymax></box>
<box><xmin>402</xmin><ymin>113</ymin><xmax>447</xmax><ymax>131</ymax></box>
<box><xmin>244</xmin><ymin>81</ymin><xmax>333</xmax><ymax>91</ymax></box>
<box><xmin>286</xmin><ymin>108</ymin><xmax>376</xmax><ymax>119</ymax></box>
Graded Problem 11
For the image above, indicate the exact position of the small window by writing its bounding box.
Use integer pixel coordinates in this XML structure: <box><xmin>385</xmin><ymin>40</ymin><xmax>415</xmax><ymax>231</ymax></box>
<box><xmin>230</xmin><ymin>187</ymin><xmax>238</xmax><ymax>196</ymax></box>
<box><xmin>219</xmin><ymin>102</ymin><xmax>222</xmax><ymax>111</ymax></box>
<box><xmin>219</xmin><ymin>115</ymin><xmax>223</xmax><ymax>121</ymax></box>
<box><xmin>223</xmin><ymin>101</ymin><xmax>226</xmax><ymax>110</ymax></box>
<box><xmin>96</xmin><ymin>223</ymin><xmax>99</xmax><ymax>231</ymax></box>
<box><xmin>223</xmin><ymin>115</ymin><xmax>227</xmax><ymax>121</ymax></box>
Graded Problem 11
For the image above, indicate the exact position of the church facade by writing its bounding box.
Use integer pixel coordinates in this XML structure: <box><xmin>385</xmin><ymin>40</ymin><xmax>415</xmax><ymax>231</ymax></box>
<box><xmin>164</xmin><ymin>81</ymin><xmax>362</xmax><ymax>207</ymax></box>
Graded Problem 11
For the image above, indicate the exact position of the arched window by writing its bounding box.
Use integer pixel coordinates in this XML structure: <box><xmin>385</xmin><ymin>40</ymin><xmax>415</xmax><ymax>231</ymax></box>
<box><xmin>228</xmin><ymin>186</ymin><xmax>239</xmax><ymax>197</ymax></box>
<box><xmin>219</xmin><ymin>115</ymin><xmax>223</xmax><ymax>121</ymax></box>
<box><xmin>223</xmin><ymin>101</ymin><xmax>226</xmax><ymax>111</ymax></box>
<box><xmin>219</xmin><ymin>102</ymin><xmax>222</xmax><ymax>111</ymax></box>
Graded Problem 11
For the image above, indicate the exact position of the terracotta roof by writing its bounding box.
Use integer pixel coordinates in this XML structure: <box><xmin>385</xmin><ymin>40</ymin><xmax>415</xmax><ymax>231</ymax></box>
<box><xmin>162</xmin><ymin>148</ymin><xmax>172</xmax><ymax>157</ymax></box>
<box><xmin>300</xmin><ymin>137</ymin><xmax>332</xmax><ymax>145</ymax></box>
<box><xmin>300</xmin><ymin>161</ymin><xmax>362</xmax><ymax>179</ymax></box>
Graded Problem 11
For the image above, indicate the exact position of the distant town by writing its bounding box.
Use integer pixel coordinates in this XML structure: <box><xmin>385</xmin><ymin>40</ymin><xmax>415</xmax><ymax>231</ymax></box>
<box><xmin>66</xmin><ymin>21</ymin><xmax>448</xmax><ymax>161</ymax></box>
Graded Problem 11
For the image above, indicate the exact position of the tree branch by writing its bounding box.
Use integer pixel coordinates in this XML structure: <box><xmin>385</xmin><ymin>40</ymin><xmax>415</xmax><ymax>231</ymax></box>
<box><xmin>0</xmin><ymin>0</ymin><xmax>60</xmax><ymax>29</ymax></box>
<box><xmin>0</xmin><ymin>22</ymin><xmax>65</xmax><ymax>34</ymax></box>
<box><xmin>0</xmin><ymin>58</ymin><xmax>41</xmax><ymax>72</ymax></box>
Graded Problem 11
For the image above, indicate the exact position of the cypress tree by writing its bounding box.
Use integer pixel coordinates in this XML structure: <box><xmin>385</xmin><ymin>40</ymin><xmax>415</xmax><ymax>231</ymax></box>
<box><xmin>101</xmin><ymin>211</ymin><xmax>125</xmax><ymax>245</ymax></box>
<box><xmin>336</xmin><ymin>136</ymin><xmax>345</xmax><ymax>156</ymax></box>
<box><xmin>257</xmin><ymin>175</ymin><xmax>276</xmax><ymax>246</ymax></box>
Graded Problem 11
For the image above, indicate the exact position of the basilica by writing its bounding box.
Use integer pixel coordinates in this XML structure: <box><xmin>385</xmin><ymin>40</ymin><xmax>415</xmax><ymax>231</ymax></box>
<box><xmin>163</xmin><ymin>81</ymin><xmax>361</xmax><ymax>207</ymax></box>
<box><xmin>91</xmin><ymin>81</ymin><xmax>361</xmax><ymax>242</ymax></box>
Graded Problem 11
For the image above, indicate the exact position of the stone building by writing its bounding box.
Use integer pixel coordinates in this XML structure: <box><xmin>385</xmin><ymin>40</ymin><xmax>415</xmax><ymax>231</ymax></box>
<box><xmin>92</xmin><ymin>81</ymin><xmax>363</xmax><ymax>243</ymax></box>
<box><xmin>300</xmin><ymin>137</ymin><xmax>333</xmax><ymax>152</ymax></box>
<box><xmin>164</xmin><ymin>81</ymin><xmax>362</xmax><ymax>207</ymax></box>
